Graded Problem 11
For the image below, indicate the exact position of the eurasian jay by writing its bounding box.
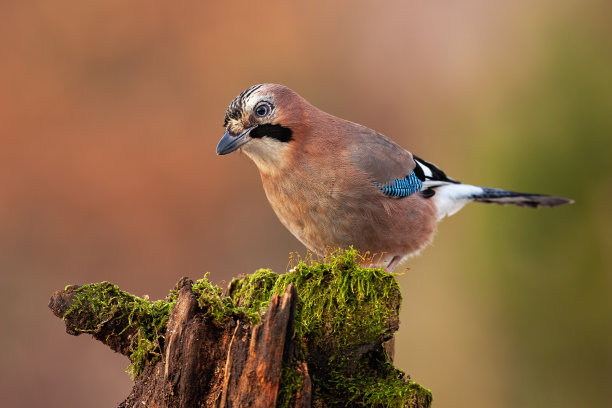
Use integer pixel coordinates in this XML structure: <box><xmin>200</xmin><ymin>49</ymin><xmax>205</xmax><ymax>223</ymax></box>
<box><xmin>216</xmin><ymin>84</ymin><xmax>573</xmax><ymax>271</ymax></box>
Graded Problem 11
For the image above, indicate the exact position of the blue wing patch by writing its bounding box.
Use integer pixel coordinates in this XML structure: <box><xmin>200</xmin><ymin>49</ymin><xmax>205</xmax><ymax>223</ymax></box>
<box><xmin>380</xmin><ymin>171</ymin><xmax>423</xmax><ymax>197</ymax></box>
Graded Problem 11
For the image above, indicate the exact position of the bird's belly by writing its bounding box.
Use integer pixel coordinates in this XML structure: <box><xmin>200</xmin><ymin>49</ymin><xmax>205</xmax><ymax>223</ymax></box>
<box><xmin>262</xmin><ymin>177</ymin><xmax>437</xmax><ymax>259</ymax></box>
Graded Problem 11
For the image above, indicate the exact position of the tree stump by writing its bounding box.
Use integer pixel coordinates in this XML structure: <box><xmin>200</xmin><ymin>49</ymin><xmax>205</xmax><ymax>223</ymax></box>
<box><xmin>49</xmin><ymin>249</ymin><xmax>432</xmax><ymax>407</ymax></box>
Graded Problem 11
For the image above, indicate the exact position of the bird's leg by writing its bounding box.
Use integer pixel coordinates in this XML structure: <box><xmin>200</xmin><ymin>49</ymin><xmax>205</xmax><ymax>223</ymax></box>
<box><xmin>386</xmin><ymin>256</ymin><xmax>401</xmax><ymax>272</ymax></box>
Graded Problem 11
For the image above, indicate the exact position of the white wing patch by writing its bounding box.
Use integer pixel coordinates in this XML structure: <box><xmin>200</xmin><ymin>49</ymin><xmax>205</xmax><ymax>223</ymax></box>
<box><xmin>415</xmin><ymin>159</ymin><xmax>433</xmax><ymax>178</ymax></box>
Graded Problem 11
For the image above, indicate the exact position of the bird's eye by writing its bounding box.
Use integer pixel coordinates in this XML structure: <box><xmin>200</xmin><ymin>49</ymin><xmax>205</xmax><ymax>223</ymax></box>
<box><xmin>255</xmin><ymin>103</ymin><xmax>271</xmax><ymax>117</ymax></box>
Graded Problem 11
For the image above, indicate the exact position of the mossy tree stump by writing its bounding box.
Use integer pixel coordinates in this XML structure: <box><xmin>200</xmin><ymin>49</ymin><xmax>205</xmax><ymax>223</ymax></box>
<box><xmin>49</xmin><ymin>250</ymin><xmax>432</xmax><ymax>408</ymax></box>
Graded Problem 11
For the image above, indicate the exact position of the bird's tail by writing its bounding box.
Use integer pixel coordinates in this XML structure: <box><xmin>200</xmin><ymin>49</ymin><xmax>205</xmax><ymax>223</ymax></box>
<box><xmin>432</xmin><ymin>183</ymin><xmax>573</xmax><ymax>220</ymax></box>
<box><xmin>471</xmin><ymin>187</ymin><xmax>574</xmax><ymax>208</ymax></box>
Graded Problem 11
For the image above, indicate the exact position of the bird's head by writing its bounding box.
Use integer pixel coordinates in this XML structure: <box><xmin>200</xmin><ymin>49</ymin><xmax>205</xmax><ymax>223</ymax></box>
<box><xmin>217</xmin><ymin>83</ymin><xmax>306</xmax><ymax>173</ymax></box>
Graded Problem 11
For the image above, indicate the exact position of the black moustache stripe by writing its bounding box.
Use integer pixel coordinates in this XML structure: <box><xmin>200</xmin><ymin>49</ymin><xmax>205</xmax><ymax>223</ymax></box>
<box><xmin>250</xmin><ymin>124</ymin><xmax>293</xmax><ymax>143</ymax></box>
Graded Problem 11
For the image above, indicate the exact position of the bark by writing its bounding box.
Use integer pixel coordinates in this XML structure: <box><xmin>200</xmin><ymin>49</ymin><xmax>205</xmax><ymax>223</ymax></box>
<box><xmin>50</xmin><ymin>281</ymin><xmax>308</xmax><ymax>408</ymax></box>
<box><xmin>49</xmin><ymin>252</ymin><xmax>432</xmax><ymax>407</ymax></box>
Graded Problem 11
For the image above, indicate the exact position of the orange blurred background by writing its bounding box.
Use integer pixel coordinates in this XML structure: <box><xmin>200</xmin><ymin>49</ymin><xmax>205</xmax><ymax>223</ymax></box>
<box><xmin>1</xmin><ymin>1</ymin><xmax>610</xmax><ymax>407</ymax></box>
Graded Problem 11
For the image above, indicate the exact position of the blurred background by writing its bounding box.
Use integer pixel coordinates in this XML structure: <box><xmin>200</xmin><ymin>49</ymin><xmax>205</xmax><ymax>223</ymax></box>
<box><xmin>1</xmin><ymin>0</ymin><xmax>610</xmax><ymax>407</ymax></box>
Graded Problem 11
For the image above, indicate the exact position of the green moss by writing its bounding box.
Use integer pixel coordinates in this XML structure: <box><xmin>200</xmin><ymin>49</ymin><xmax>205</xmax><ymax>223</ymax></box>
<box><xmin>230</xmin><ymin>248</ymin><xmax>400</xmax><ymax>351</ymax></box>
<box><xmin>229</xmin><ymin>248</ymin><xmax>430</xmax><ymax>407</ymax></box>
<box><xmin>319</xmin><ymin>351</ymin><xmax>432</xmax><ymax>408</ymax></box>
<box><xmin>191</xmin><ymin>271</ymin><xmax>277</xmax><ymax>325</ymax></box>
<box><xmin>228</xmin><ymin>268</ymin><xmax>278</xmax><ymax>323</ymax></box>
<box><xmin>63</xmin><ymin>282</ymin><xmax>176</xmax><ymax>379</ymax></box>
<box><xmin>275</xmin><ymin>360</ymin><xmax>304</xmax><ymax>408</ymax></box>
<box><xmin>191</xmin><ymin>272</ymin><xmax>236</xmax><ymax>324</ymax></box>
<box><xmin>61</xmin><ymin>249</ymin><xmax>431</xmax><ymax>406</ymax></box>
<box><xmin>280</xmin><ymin>250</ymin><xmax>399</xmax><ymax>351</ymax></box>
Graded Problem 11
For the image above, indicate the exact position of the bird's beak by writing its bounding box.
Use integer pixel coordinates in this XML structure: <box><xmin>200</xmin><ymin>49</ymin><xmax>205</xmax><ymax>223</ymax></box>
<box><xmin>216</xmin><ymin>127</ymin><xmax>254</xmax><ymax>155</ymax></box>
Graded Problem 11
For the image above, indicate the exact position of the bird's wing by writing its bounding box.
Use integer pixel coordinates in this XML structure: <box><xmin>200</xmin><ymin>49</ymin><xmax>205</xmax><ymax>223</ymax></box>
<box><xmin>346</xmin><ymin>126</ymin><xmax>416</xmax><ymax>185</ymax></box>
<box><xmin>345</xmin><ymin>125</ymin><xmax>460</xmax><ymax>198</ymax></box>
<box><xmin>411</xmin><ymin>155</ymin><xmax>459</xmax><ymax>187</ymax></box>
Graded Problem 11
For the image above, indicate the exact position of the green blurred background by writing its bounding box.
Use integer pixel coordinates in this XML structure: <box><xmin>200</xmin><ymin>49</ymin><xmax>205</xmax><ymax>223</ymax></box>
<box><xmin>1</xmin><ymin>1</ymin><xmax>610</xmax><ymax>407</ymax></box>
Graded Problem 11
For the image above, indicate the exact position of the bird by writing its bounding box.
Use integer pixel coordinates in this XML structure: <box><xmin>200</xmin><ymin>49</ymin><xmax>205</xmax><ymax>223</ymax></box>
<box><xmin>216</xmin><ymin>84</ymin><xmax>573</xmax><ymax>271</ymax></box>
